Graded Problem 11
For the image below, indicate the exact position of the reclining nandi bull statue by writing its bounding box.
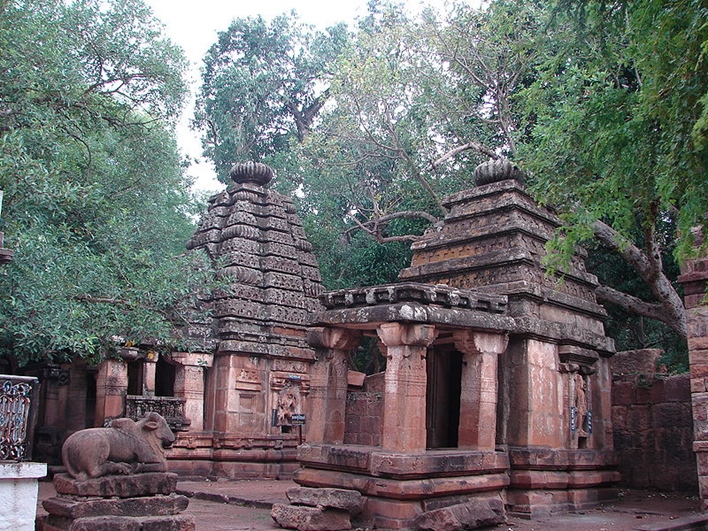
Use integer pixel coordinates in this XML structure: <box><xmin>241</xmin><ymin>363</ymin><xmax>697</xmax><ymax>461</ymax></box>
<box><xmin>62</xmin><ymin>411</ymin><xmax>175</xmax><ymax>480</ymax></box>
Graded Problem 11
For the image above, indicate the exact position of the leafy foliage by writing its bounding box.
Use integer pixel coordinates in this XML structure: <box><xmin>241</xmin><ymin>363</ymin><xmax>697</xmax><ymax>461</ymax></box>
<box><xmin>193</xmin><ymin>12</ymin><xmax>349</xmax><ymax>184</ymax></box>
<box><xmin>195</xmin><ymin>0</ymin><xmax>706</xmax><ymax>366</ymax></box>
<box><xmin>0</xmin><ymin>0</ymin><xmax>211</xmax><ymax>367</ymax></box>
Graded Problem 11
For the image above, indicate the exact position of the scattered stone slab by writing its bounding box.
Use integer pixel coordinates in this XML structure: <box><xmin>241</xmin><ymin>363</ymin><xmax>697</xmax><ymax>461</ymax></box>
<box><xmin>272</xmin><ymin>503</ymin><xmax>352</xmax><ymax>531</ymax></box>
<box><xmin>42</xmin><ymin>493</ymin><xmax>189</xmax><ymax>519</ymax></box>
<box><xmin>53</xmin><ymin>472</ymin><xmax>178</xmax><ymax>498</ymax></box>
<box><xmin>414</xmin><ymin>498</ymin><xmax>506</xmax><ymax>531</ymax></box>
<box><xmin>286</xmin><ymin>487</ymin><xmax>364</xmax><ymax>514</ymax></box>
<box><xmin>43</xmin><ymin>513</ymin><xmax>196</xmax><ymax>531</ymax></box>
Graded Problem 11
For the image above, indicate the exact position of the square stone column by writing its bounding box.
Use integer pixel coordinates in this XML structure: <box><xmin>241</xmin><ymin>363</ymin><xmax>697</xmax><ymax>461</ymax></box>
<box><xmin>94</xmin><ymin>359</ymin><xmax>127</xmax><ymax>425</ymax></box>
<box><xmin>171</xmin><ymin>352</ymin><xmax>213</xmax><ymax>432</ymax></box>
<box><xmin>307</xmin><ymin>328</ymin><xmax>360</xmax><ymax>444</ymax></box>
<box><xmin>377</xmin><ymin>323</ymin><xmax>437</xmax><ymax>452</ymax></box>
<box><xmin>453</xmin><ymin>330</ymin><xmax>508</xmax><ymax>450</ymax></box>
<box><xmin>142</xmin><ymin>353</ymin><xmax>157</xmax><ymax>396</ymax></box>
<box><xmin>678</xmin><ymin>251</ymin><xmax>708</xmax><ymax>508</ymax></box>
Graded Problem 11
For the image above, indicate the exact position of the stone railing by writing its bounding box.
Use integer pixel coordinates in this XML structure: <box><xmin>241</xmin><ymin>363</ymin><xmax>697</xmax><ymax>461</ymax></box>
<box><xmin>0</xmin><ymin>375</ymin><xmax>39</xmax><ymax>460</ymax></box>
<box><xmin>124</xmin><ymin>395</ymin><xmax>191</xmax><ymax>431</ymax></box>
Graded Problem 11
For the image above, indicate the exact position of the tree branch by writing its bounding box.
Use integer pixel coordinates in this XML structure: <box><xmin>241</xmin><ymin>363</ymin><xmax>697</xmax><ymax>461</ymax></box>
<box><xmin>430</xmin><ymin>141</ymin><xmax>499</xmax><ymax>169</ymax></box>
<box><xmin>592</xmin><ymin>219</ymin><xmax>687</xmax><ymax>338</ymax></box>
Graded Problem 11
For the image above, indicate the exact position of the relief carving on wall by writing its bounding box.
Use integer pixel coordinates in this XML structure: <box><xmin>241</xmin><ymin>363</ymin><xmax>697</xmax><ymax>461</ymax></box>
<box><xmin>270</xmin><ymin>372</ymin><xmax>310</xmax><ymax>427</ymax></box>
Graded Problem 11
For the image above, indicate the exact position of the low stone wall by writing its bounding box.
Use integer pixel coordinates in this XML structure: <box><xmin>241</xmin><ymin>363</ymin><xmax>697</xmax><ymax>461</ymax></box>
<box><xmin>611</xmin><ymin>350</ymin><xmax>697</xmax><ymax>492</ymax></box>
<box><xmin>344</xmin><ymin>373</ymin><xmax>383</xmax><ymax>446</ymax></box>
<box><xmin>345</xmin><ymin>353</ymin><xmax>698</xmax><ymax>494</ymax></box>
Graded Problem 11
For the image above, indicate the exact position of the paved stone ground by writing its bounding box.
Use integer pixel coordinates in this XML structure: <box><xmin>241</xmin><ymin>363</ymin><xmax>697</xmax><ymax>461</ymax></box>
<box><xmin>38</xmin><ymin>479</ymin><xmax>706</xmax><ymax>531</ymax></box>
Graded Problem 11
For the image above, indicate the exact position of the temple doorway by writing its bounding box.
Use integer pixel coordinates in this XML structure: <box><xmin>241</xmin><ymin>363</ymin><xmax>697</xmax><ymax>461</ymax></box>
<box><xmin>426</xmin><ymin>349</ymin><xmax>463</xmax><ymax>449</ymax></box>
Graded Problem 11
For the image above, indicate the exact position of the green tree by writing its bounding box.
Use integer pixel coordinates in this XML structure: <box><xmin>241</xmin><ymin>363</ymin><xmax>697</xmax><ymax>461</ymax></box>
<box><xmin>292</xmin><ymin>1</ymin><xmax>537</xmax><ymax>288</ymax></box>
<box><xmin>193</xmin><ymin>12</ymin><xmax>349</xmax><ymax>185</ymax></box>
<box><xmin>0</xmin><ymin>0</ymin><xmax>210</xmax><ymax>368</ymax></box>
<box><xmin>516</xmin><ymin>0</ymin><xmax>708</xmax><ymax>340</ymax></box>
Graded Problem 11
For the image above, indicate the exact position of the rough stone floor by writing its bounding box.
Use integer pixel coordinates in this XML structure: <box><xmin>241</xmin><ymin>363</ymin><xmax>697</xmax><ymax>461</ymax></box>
<box><xmin>38</xmin><ymin>479</ymin><xmax>706</xmax><ymax>531</ymax></box>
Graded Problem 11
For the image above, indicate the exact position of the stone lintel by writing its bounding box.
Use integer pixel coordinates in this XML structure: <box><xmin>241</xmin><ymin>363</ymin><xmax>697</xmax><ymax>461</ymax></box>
<box><xmin>169</xmin><ymin>352</ymin><xmax>214</xmax><ymax>367</ymax></box>
<box><xmin>212</xmin><ymin>436</ymin><xmax>298</xmax><ymax>454</ymax></box>
<box><xmin>312</xmin><ymin>304</ymin><xmax>515</xmax><ymax>334</ymax></box>
<box><xmin>320</xmin><ymin>283</ymin><xmax>508</xmax><ymax>313</ymax></box>
<box><xmin>297</xmin><ymin>444</ymin><xmax>509</xmax><ymax>478</ymax></box>
<box><xmin>216</xmin><ymin>340</ymin><xmax>315</xmax><ymax>361</ymax></box>
<box><xmin>507</xmin><ymin>447</ymin><xmax>618</xmax><ymax>470</ymax></box>
<box><xmin>512</xmin><ymin>316</ymin><xmax>615</xmax><ymax>356</ymax></box>
<box><xmin>46</xmin><ymin>513</ymin><xmax>196</xmax><ymax>531</ymax></box>
<box><xmin>558</xmin><ymin>345</ymin><xmax>600</xmax><ymax>367</ymax></box>
<box><xmin>294</xmin><ymin>466</ymin><xmax>510</xmax><ymax>500</ymax></box>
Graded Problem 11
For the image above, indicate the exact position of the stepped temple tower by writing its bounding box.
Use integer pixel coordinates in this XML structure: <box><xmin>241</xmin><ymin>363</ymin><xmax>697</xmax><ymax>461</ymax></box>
<box><xmin>175</xmin><ymin>161</ymin><xmax>325</xmax><ymax>477</ymax></box>
<box><xmin>295</xmin><ymin>159</ymin><xmax>618</xmax><ymax>527</ymax></box>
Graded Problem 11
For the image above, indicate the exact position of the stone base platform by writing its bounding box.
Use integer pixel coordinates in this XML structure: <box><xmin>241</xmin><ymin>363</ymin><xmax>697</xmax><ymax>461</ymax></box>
<box><xmin>295</xmin><ymin>444</ymin><xmax>510</xmax><ymax>529</ymax></box>
<box><xmin>506</xmin><ymin>447</ymin><xmax>620</xmax><ymax>518</ymax></box>
<box><xmin>42</xmin><ymin>472</ymin><xmax>195</xmax><ymax>531</ymax></box>
<box><xmin>168</xmin><ymin>435</ymin><xmax>300</xmax><ymax>479</ymax></box>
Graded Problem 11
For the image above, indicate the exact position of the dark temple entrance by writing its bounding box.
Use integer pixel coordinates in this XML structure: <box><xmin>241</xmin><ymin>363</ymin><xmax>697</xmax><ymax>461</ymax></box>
<box><xmin>426</xmin><ymin>349</ymin><xmax>463</xmax><ymax>449</ymax></box>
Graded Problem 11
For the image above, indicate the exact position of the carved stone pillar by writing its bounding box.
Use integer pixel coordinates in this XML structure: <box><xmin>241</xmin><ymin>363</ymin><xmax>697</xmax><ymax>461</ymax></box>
<box><xmin>453</xmin><ymin>330</ymin><xmax>508</xmax><ymax>450</ymax></box>
<box><xmin>377</xmin><ymin>323</ymin><xmax>437</xmax><ymax>452</ymax></box>
<box><xmin>171</xmin><ymin>352</ymin><xmax>213</xmax><ymax>432</ymax></box>
<box><xmin>307</xmin><ymin>328</ymin><xmax>360</xmax><ymax>444</ymax></box>
<box><xmin>94</xmin><ymin>358</ymin><xmax>128</xmax><ymax>426</ymax></box>
<box><xmin>142</xmin><ymin>352</ymin><xmax>157</xmax><ymax>397</ymax></box>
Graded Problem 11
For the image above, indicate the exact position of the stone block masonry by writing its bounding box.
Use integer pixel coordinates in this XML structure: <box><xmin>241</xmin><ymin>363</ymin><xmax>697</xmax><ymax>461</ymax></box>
<box><xmin>611</xmin><ymin>365</ymin><xmax>696</xmax><ymax>492</ymax></box>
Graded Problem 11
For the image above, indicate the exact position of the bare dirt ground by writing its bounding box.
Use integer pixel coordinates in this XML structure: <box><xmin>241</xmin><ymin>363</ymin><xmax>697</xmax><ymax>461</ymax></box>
<box><xmin>38</xmin><ymin>479</ymin><xmax>705</xmax><ymax>531</ymax></box>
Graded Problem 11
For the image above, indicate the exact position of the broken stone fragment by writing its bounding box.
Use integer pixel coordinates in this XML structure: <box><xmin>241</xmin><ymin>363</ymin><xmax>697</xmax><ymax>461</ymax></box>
<box><xmin>414</xmin><ymin>498</ymin><xmax>506</xmax><ymax>531</ymax></box>
<box><xmin>271</xmin><ymin>503</ymin><xmax>352</xmax><ymax>531</ymax></box>
<box><xmin>286</xmin><ymin>487</ymin><xmax>365</xmax><ymax>514</ymax></box>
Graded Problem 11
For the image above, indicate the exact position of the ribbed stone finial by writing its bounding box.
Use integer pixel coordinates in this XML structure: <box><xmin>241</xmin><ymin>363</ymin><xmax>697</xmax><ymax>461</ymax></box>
<box><xmin>230</xmin><ymin>161</ymin><xmax>274</xmax><ymax>186</ymax></box>
<box><xmin>473</xmin><ymin>158</ymin><xmax>525</xmax><ymax>186</ymax></box>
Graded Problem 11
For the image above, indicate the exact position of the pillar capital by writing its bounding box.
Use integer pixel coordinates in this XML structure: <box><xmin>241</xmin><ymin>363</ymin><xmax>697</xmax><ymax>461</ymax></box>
<box><xmin>322</xmin><ymin>327</ymin><xmax>361</xmax><ymax>350</ymax></box>
<box><xmin>377</xmin><ymin>323</ymin><xmax>438</xmax><ymax>348</ymax></box>
<box><xmin>453</xmin><ymin>330</ymin><xmax>508</xmax><ymax>355</ymax></box>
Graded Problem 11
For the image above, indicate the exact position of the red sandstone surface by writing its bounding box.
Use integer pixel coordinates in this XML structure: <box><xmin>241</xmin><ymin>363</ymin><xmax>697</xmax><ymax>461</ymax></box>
<box><xmin>38</xmin><ymin>479</ymin><xmax>704</xmax><ymax>531</ymax></box>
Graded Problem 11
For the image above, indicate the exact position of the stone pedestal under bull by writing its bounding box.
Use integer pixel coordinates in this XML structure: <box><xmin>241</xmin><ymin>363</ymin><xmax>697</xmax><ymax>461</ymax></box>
<box><xmin>41</xmin><ymin>412</ymin><xmax>195</xmax><ymax>531</ymax></box>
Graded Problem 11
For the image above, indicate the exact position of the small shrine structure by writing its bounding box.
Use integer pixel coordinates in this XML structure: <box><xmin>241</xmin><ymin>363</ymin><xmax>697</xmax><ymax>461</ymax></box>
<box><xmin>173</xmin><ymin>161</ymin><xmax>325</xmax><ymax>477</ymax></box>
<box><xmin>294</xmin><ymin>160</ymin><xmax>619</xmax><ymax>527</ymax></box>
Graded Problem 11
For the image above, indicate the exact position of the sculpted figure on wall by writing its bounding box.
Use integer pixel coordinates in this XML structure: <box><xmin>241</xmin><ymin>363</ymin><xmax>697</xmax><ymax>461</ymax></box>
<box><xmin>62</xmin><ymin>411</ymin><xmax>175</xmax><ymax>480</ymax></box>
<box><xmin>276</xmin><ymin>381</ymin><xmax>300</xmax><ymax>426</ymax></box>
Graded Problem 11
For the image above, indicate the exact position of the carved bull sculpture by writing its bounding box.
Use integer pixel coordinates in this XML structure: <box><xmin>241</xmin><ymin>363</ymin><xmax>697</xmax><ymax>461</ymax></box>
<box><xmin>62</xmin><ymin>411</ymin><xmax>176</xmax><ymax>480</ymax></box>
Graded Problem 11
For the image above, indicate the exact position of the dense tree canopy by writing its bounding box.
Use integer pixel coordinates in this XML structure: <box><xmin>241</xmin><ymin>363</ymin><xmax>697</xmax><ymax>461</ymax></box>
<box><xmin>198</xmin><ymin>0</ymin><xmax>706</xmax><ymax>364</ymax></box>
<box><xmin>193</xmin><ymin>12</ymin><xmax>349</xmax><ymax>185</ymax></box>
<box><xmin>517</xmin><ymin>0</ymin><xmax>708</xmax><ymax>341</ymax></box>
<box><xmin>0</xmin><ymin>0</ymin><xmax>211</xmax><ymax>368</ymax></box>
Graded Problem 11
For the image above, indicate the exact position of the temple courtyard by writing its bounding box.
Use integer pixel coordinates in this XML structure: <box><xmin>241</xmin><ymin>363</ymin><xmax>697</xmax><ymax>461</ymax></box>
<box><xmin>36</xmin><ymin>478</ymin><xmax>706</xmax><ymax>531</ymax></box>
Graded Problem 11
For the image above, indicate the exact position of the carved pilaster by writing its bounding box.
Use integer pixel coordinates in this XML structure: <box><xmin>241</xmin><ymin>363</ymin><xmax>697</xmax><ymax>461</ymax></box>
<box><xmin>94</xmin><ymin>359</ymin><xmax>128</xmax><ymax>426</ymax></box>
<box><xmin>307</xmin><ymin>327</ymin><xmax>361</xmax><ymax>444</ymax></box>
<box><xmin>377</xmin><ymin>323</ymin><xmax>437</xmax><ymax>452</ymax></box>
<box><xmin>170</xmin><ymin>352</ymin><xmax>213</xmax><ymax>432</ymax></box>
<box><xmin>453</xmin><ymin>330</ymin><xmax>507</xmax><ymax>450</ymax></box>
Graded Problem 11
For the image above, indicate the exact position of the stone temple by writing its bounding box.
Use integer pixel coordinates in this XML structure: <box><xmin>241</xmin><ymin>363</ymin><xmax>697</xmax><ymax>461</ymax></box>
<box><xmin>294</xmin><ymin>158</ymin><xmax>618</xmax><ymax>527</ymax></box>
<box><xmin>30</xmin><ymin>158</ymin><xmax>620</xmax><ymax>528</ymax></box>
